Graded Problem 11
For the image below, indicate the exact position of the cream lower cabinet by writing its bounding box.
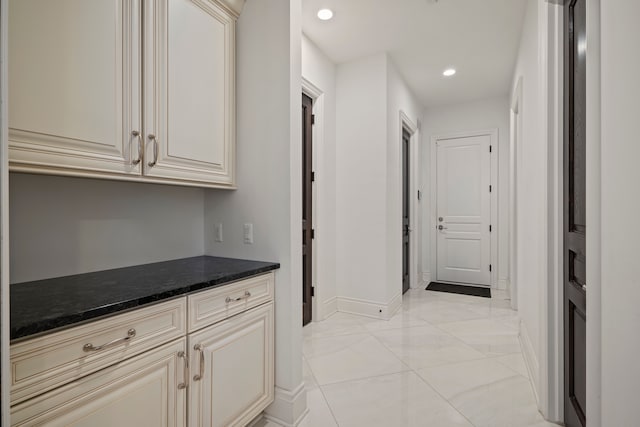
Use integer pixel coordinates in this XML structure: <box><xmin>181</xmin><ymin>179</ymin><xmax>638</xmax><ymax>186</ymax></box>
<box><xmin>10</xmin><ymin>273</ymin><xmax>275</xmax><ymax>427</ymax></box>
<box><xmin>188</xmin><ymin>303</ymin><xmax>274</xmax><ymax>427</ymax></box>
<box><xmin>11</xmin><ymin>338</ymin><xmax>188</xmax><ymax>427</ymax></box>
<box><xmin>8</xmin><ymin>0</ymin><xmax>241</xmax><ymax>188</ymax></box>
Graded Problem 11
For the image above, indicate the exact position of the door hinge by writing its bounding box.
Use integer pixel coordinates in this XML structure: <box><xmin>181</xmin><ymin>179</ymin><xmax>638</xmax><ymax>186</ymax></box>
<box><xmin>489</xmin><ymin>185</ymin><xmax>492</xmax><ymax>193</ymax></box>
<box><xmin>311</xmin><ymin>229</ymin><xmax>315</xmax><ymax>239</ymax></box>
<box><xmin>489</xmin><ymin>225</ymin><xmax>492</xmax><ymax>232</ymax></box>
<box><xmin>489</xmin><ymin>145</ymin><xmax>492</xmax><ymax>153</ymax></box>
<box><xmin>489</xmin><ymin>264</ymin><xmax>492</xmax><ymax>272</ymax></box>
<box><xmin>311</xmin><ymin>286</ymin><xmax>315</xmax><ymax>297</ymax></box>
<box><xmin>311</xmin><ymin>171</ymin><xmax>315</xmax><ymax>182</ymax></box>
<box><xmin>311</xmin><ymin>114</ymin><xmax>316</xmax><ymax>125</ymax></box>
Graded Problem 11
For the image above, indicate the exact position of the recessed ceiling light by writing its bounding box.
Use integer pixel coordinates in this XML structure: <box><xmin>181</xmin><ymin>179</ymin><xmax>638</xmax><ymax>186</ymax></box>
<box><xmin>317</xmin><ymin>8</ymin><xmax>334</xmax><ymax>21</ymax></box>
<box><xmin>443</xmin><ymin>68</ymin><xmax>456</xmax><ymax>77</ymax></box>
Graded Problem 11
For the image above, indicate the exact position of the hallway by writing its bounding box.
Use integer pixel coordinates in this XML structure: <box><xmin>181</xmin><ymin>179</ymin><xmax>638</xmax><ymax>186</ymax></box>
<box><xmin>264</xmin><ymin>289</ymin><xmax>560</xmax><ymax>427</ymax></box>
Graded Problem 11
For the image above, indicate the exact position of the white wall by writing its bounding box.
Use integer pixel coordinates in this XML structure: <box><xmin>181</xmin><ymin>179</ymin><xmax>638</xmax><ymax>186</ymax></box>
<box><xmin>509</xmin><ymin>0</ymin><xmax>546</xmax><ymax>397</ymax></box>
<box><xmin>204</xmin><ymin>0</ymin><xmax>305</xmax><ymax>424</ymax></box>
<box><xmin>10</xmin><ymin>173</ymin><xmax>205</xmax><ymax>283</ymax></box>
<box><xmin>419</xmin><ymin>96</ymin><xmax>510</xmax><ymax>289</ymax></box>
<box><xmin>301</xmin><ymin>34</ymin><xmax>338</xmax><ymax>320</ymax></box>
<box><xmin>335</xmin><ymin>53</ymin><xmax>389</xmax><ymax>308</ymax></box>
<box><xmin>333</xmin><ymin>53</ymin><xmax>421</xmax><ymax>317</ymax></box>
<box><xmin>386</xmin><ymin>60</ymin><xmax>422</xmax><ymax>298</ymax></box>
<box><xmin>600</xmin><ymin>0</ymin><xmax>640</xmax><ymax>424</ymax></box>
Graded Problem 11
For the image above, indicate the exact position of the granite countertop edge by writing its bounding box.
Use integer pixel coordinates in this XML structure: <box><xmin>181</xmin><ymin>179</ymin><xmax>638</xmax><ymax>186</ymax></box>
<box><xmin>10</xmin><ymin>257</ymin><xmax>279</xmax><ymax>342</ymax></box>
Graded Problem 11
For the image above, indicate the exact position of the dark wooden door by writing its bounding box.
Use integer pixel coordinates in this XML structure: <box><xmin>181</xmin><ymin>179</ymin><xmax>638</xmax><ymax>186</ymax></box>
<box><xmin>564</xmin><ymin>0</ymin><xmax>587</xmax><ymax>425</ymax></box>
<box><xmin>402</xmin><ymin>128</ymin><xmax>410</xmax><ymax>294</ymax></box>
<box><xmin>302</xmin><ymin>94</ymin><xmax>314</xmax><ymax>326</ymax></box>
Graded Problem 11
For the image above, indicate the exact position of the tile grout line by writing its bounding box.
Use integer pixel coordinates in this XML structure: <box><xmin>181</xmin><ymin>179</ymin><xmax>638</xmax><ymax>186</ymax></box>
<box><xmin>302</xmin><ymin>356</ymin><xmax>342</xmax><ymax>427</ymax></box>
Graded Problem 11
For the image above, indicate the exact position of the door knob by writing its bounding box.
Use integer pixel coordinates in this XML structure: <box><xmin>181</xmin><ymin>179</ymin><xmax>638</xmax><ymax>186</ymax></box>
<box><xmin>438</xmin><ymin>225</ymin><xmax>448</xmax><ymax>230</ymax></box>
<box><xmin>438</xmin><ymin>217</ymin><xmax>444</xmax><ymax>222</ymax></box>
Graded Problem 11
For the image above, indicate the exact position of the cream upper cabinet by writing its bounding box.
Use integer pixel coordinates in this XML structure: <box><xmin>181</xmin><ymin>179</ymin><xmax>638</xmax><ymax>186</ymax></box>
<box><xmin>8</xmin><ymin>0</ymin><xmax>241</xmax><ymax>188</ymax></box>
<box><xmin>8</xmin><ymin>0</ymin><xmax>143</xmax><ymax>176</ymax></box>
<box><xmin>143</xmin><ymin>0</ymin><xmax>236</xmax><ymax>185</ymax></box>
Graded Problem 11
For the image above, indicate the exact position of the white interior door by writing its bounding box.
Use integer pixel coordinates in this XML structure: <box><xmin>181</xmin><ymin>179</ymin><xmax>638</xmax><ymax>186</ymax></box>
<box><xmin>436</xmin><ymin>135</ymin><xmax>491</xmax><ymax>286</ymax></box>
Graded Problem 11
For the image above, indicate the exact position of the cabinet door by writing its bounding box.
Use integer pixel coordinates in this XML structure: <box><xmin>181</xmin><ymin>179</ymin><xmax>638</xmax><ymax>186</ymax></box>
<box><xmin>8</xmin><ymin>0</ymin><xmax>143</xmax><ymax>176</ymax></box>
<box><xmin>188</xmin><ymin>303</ymin><xmax>274</xmax><ymax>427</ymax></box>
<box><xmin>10</xmin><ymin>339</ymin><xmax>188</xmax><ymax>427</ymax></box>
<box><xmin>143</xmin><ymin>0</ymin><xmax>236</xmax><ymax>186</ymax></box>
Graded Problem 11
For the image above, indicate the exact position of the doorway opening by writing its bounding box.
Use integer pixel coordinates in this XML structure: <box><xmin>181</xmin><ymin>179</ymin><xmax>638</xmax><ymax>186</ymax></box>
<box><xmin>302</xmin><ymin>93</ymin><xmax>314</xmax><ymax>326</ymax></box>
<box><xmin>402</xmin><ymin>127</ymin><xmax>410</xmax><ymax>294</ymax></box>
<box><xmin>563</xmin><ymin>0</ymin><xmax>587</xmax><ymax>425</ymax></box>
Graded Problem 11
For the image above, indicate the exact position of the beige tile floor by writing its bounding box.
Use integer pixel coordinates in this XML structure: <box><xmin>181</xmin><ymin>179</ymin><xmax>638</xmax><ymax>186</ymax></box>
<box><xmin>258</xmin><ymin>288</ymin><xmax>561</xmax><ymax>427</ymax></box>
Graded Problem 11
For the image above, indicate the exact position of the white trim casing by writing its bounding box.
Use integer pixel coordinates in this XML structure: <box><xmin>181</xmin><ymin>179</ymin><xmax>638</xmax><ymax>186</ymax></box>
<box><xmin>520</xmin><ymin>320</ymin><xmax>541</xmax><ymax>405</ymax></box>
<box><xmin>1</xmin><ymin>0</ymin><xmax>9</xmax><ymax>422</ymax></box>
<box><xmin>510</xmin><ymin>76</ymin><xmax>523</xmax><ymax>310</ymax></box>
<box><xmin>421</xmin><ymin>271</ymin><xmax>432</xmax><ymax>285</ymax></box>
<box><xmin>537</xmin><ymin>2</ymin><xmax>564</xmax><ymax>422</ymax></box>
<box><xmin>301</xmin><ymin>78</ymin><xmax>325</xmax><ymax>323</ymax></box>
<box><xmin>322</xmin><ymin>297</ymin><xmax>338</xmax><ymax>320</ymax></box>
<box><xmin>585</xmin><ymin>0</ymin><xmax>601</xmax><ymax>425</ymax></box>
<box><xmin>400</xmin><ymin>111</ymin><xmax>420</xmax><ymax>290</ymax></box>
<box><xmin>429</xmin><ymin>128</ymin><xmax>499</xmax><ymax>288</ymax></box>
<box><xmin>264</xmin><ymin>383</ymin><xmax>309</xmax><ymax>427</ymax></box>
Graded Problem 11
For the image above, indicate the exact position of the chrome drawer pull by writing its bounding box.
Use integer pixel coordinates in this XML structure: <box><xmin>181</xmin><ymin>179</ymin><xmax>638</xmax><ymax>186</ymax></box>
<box><xmin>147</xmin><ymin>134</ymin><xmax>158</xmax><ymax>167</ymax></box>
<box><xmin>225</xmin><ymin>291</ymin><xmax>251</xmax><ymax>304</ymax></box>
<box><xmin>193</xmin><ymin>344</ymin><xmax>205</xmax><ymax>381</ymax></box>
<box><xmin>131</xmin><ymin>130</ymin><xmax>143</xmax><ymax>165</ymax></box>
<box><xmin>83</xmin><ymin>329</ymin><xmax>136</xmax><ymax>352</ymax></box>
<box><xmin>177</xmin><ymin>351</ymin><xmax>189</xmax><ymax>390</ymax></box>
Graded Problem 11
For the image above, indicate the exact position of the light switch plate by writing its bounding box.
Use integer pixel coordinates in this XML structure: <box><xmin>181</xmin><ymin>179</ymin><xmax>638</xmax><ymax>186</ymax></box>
<box><xmin>243</xmin><ymin>223</ymin><xmax>253</xmax><ymax>244</ymax></box>
<box><xmin>214</xmin><ymin>223</ymin><xmax>223</xmax><ymax>242</ymax></box>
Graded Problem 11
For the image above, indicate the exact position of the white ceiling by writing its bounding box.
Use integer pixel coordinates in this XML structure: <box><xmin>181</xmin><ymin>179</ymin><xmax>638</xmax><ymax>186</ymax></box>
<box><xmin>301</xmin><ymin>0</ymin><xmax>527</xmax><ymax>108</ymax></box>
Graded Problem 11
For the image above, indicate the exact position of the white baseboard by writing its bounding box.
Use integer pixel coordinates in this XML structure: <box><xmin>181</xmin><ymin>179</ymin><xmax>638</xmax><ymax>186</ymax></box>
<box><xmin>519</xmin><ymin>320</ymin><xmax>540</xmax><ymax>406</ymax></box>
<box><xmin>264</xmin><ymin>383</ymin><xmax>308</xmax><ymax>427</ymax></box>
<box><xmin>498</xmin><ymin>278</ymin><xmax>509</xmax><ymax>290</ymax></box>
<box><xmin>322</xmin><ymin>297</ymin><xmax>337</xmax><ymax>320</ymax></box>
<box><xmin>388</xmin><ymin>292</ymin><xmax>402</xmax><ymax>317</ymax></box>
<box><xmin>336</xmin><ymin>294</ymin><xmax>401</xmax><ymax>320</ymax></box>
<box><xmin>421</xmin><ymin>271</ymin><xmax>432</xmax><ymax>285</ymax></box>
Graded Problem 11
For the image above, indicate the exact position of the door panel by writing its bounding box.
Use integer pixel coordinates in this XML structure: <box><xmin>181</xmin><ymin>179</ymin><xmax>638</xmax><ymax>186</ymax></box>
<box><xmin>302</xmin><ymin>94</ymin><xmax>313</xmax><ymax>325</ymax></box>
<box><xmin>436</xmin><ymin>135</ymin><xmax>491</xmax><ymax>286</ymax></box>
<box><xmin>8</xmin><ymin>0</ymin><xmax>142</xmax><ymax>175</ymax></box>
<box><xmin>564</xmin><ymin>0</ymin><xmax>587</xmax><ymax>425</ymax></box>
<box><xmin>144</xmin><ymin>0</ymin><xmax>235</xmax><ymax>185</ymax></box>
<box><xmin>188</xmin><ymin>303</ymin><xmax>274</xmax><ymax>427</ymax></box>
<box><xmin>402</xmin><ymin>128</ymin><xmax>410</xmax><ymax>294</ymax></box>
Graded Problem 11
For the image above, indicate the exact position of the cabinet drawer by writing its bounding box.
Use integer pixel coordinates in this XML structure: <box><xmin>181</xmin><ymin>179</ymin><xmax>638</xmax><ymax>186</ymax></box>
<box><xmin>188</xmin><ymin>272</ymin><xmax>274</xmax><ymax>332</ymax></box>
<box><xmin>10</xmin><ymin>297</ymin><xmax>186</xmax><ymax>406</ymax></box>
<box><xmin>11</xmin><ymin>338</ymin><xmax>187</xmax><ymax>427</ymax></box>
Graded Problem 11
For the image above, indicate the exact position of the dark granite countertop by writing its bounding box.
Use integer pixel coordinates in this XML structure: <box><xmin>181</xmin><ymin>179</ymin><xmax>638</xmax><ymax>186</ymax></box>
<box><xmin>10</xmin><ymin>256</ymin><xmax>279</xmax><ymax>341</ymax></box>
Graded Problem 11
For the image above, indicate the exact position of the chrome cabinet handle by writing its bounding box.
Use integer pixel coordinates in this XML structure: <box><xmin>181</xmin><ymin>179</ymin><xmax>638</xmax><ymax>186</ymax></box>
<box><xmin>148</xmin><ymin>134</ymin><xmax>158</xmax><ymax>167</ymax></box>
<box><xmin>131</xmin><ymin>130</ymin><xmax>143</xmax><ymax>165</ymax></box>
<box><xmin>177</xmin><ymin>351</ymin><xmax>189</xmax><ymax>390</ymax></box>
<box><xmin>225</xmin><ymin>291</ymin><xmax>251</xmax><ymax>304</ymax></box>
<box><xmin>193</xmin><ymin>344</ymin><xmax>205</xmax><ymax>381</ymax></box>
<box><xmin>83</xmin><ymin>329</ymin><xmax>136</xmax><ymax>352</ymax></box>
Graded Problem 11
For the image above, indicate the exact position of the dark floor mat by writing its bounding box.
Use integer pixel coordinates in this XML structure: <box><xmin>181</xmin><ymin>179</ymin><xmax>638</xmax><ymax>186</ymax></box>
<box><xmin>426</xmin><ymin>281</ymin><xmax>491</xmax><ymax>298</ymax></box>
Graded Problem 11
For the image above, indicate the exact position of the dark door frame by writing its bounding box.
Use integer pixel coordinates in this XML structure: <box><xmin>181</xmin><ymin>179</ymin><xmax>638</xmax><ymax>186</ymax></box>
<box><xmin>563</xmin><ymin>0</ymin><xmax>587</xmax><ymax>425</ymax></box>
<box><xmin>402</xmin><ymin>127</ymin><xmax>411</xmax><ymax>294</ymax></box>
<box><xmin>302</xmin><ymin>93</ymin><xmax>314</xmax><ymax>326</ymax></box>
<box><xmin>399</xmin><ymin>112</ymin><xmax>417</xmax><ymax>294</ymax></box>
